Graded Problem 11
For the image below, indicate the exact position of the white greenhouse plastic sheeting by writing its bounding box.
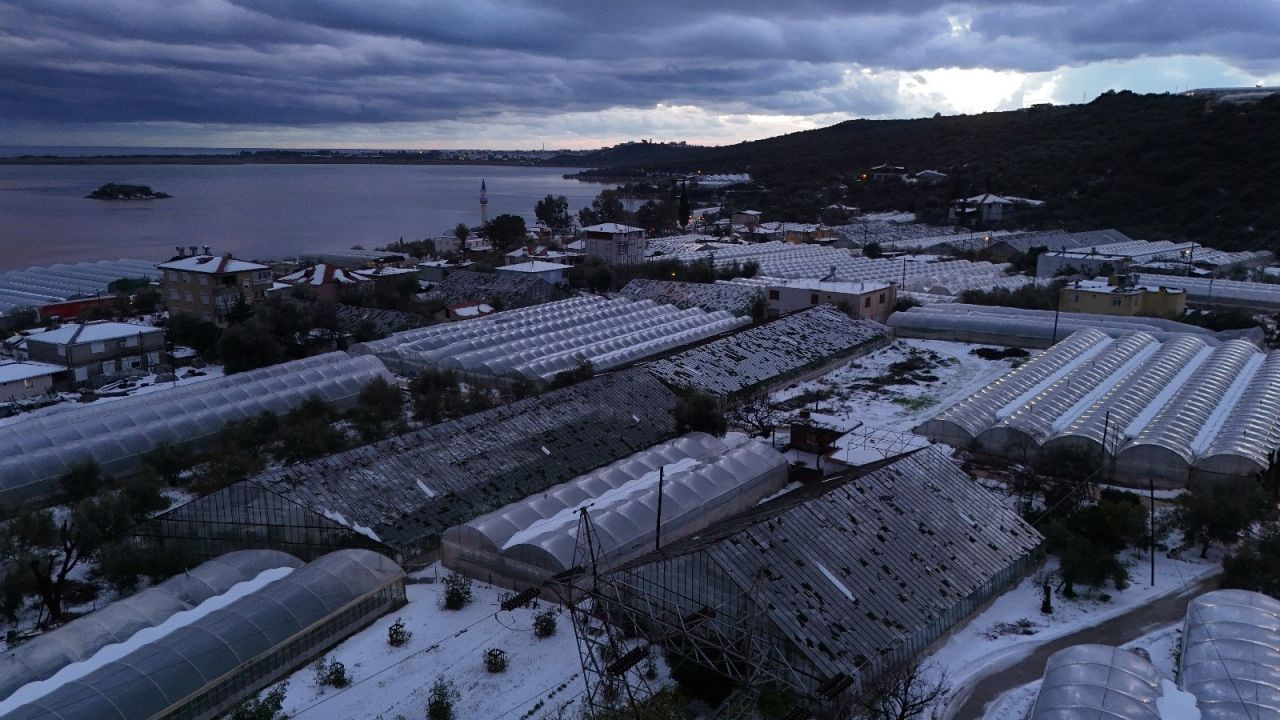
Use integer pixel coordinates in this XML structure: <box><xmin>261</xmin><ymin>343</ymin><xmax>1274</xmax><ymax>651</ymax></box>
<box><xmin>0</xmin><ymin>259</ymin><xmax>160</xmax><ymax>314</ymax></box>
<box><xmin>650</xmin><ymin>241</ymin><xmax>1042</xmax><ymax>295</ymax></box>
<box><xmin>915</xmin><ymin>330</ymin><xmax>1280</xmax><ymax>488</ymax></box>
<box><xmin>0</xmin><ymin>549</ymin><xmax>404</xmax><ymax>720</ymax></box>
<box><xmin>0</xmin><ymin>352</ymin><xmax>394</xmax><ymax>505</ymax></box>
<box><xmin>441</xmin><ymin>433</ymin><xmax>788</xmax><ymax>588</ymax></box>
<box><xmin>1029</xmin><ymin>644</ymin><xmax>1163</xmax><ymax>720</ymax></box>
<box><xmin>352</xmin><ymin>296</ymin><xmax>749</xmax><ymax>380</ymax></box>
<box><xmin>1180</xmin><ymin>589</ymin><xmax>1280</xmax><ymax>720</ymax></box>
<box><xmin>0</xmin><ymin>550</ymin><xmax>302</xmax><ymax>702</ymax></box>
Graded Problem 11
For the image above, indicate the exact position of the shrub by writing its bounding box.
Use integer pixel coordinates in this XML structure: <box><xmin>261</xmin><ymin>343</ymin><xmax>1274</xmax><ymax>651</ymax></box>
<box><xmin>484</xmin><ymin>648</ymin><xmax>508</xmax><ymax>673</ymax></box>
<box><xmin>440</xmin><ymin>571</ymin><xmax>473</xmax><ymax>610</ymax></box>
<box><xmin>228</xmin><ymin>684</ymin><xmax>289</xmax><ymax>720</ymax></box>
<box><xmin>426</xmin><ymin>677</ymin><xmax>459</xmax><ymax>720</ymax></box>
<box><xmin>387</xmin><ymin>617</ymin><xmax>412</xmax><ymax>647</ymax></box>
<box><xmin>533</xmin><ymin>608</ymin><xmax>557</xmax><ymax>638</ymax></box>
<box><xmin>313</xmin><ymin>657</ymin><xmax>350</xmax><ymax>690</ymax></box>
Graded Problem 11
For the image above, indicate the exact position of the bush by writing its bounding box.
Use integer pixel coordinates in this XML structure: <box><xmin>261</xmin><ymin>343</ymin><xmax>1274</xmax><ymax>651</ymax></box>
<box><xmin>228</xmin><ymin>684</ymin><xmax>289</xmax><ymax>720</ymax></box>
<box><xmin>484</xmin><ymin>648</ymin><xmax>508</xmax><ymax>673</ymax></box>
<box><xmin>440</xmin><ymin>572</ymin><xmax>473</xmax><ymax>610</ymax></box>
<box><xmin>313</xmin><ymin>657</ymin><xmax>350</xmax><ymax>690</ymax></box>
<box><xmin>533</xmin><ymin>608</ymin><xmax>557</xmax><ymax>638</ymax></box>
<box><xmin>388</xmin><ymin>617</ymin><xmax>412</xmax><ymax>647</ymax></box>
<box><xmin>426</xmin><ymin>677</ymin><xmax>459</xmax><ymax>720</ymax></box>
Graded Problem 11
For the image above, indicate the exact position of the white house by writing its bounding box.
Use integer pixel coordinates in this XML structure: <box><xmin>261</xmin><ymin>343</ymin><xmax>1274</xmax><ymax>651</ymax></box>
<box><xmin>0</xmin><ymin>360</ymin><xmax>61</xmax><ymax>401</ymax></box>
<box><xmin>494</xmin><ymin>261</ymin><xmax>571</xmax><ymax>283</ymax></box>
<box><xmin>581</xmin><ymin>223</ymin><xmax>646</xmax><ymax>265</ymax></box>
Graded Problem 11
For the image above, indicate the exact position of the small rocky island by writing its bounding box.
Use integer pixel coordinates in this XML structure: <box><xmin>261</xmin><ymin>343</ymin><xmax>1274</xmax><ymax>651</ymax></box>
<box><xmin>86</xmin><ymin>183</ymin><xmax>171</xmax><ymax>200</ymax></box>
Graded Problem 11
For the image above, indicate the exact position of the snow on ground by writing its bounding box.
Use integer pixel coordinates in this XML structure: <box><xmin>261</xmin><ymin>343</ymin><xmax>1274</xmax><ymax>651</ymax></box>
<box><xmin>770</xmin><ymin>339</ymin><xmax>1018</xmax><ymax>435</ymax></box>
<box><xmin>274</xmin><ymin>565</ymin><xmax>648</xmax><ymax>720</ymax></box>
<box><xmin>927</xmin><ymin>548</ymin><xmax>1215</xmax><ymax>719</ymax></box>
<box><xmin>0</xmin><ymin>566</ymin><xmax>296</xmax><ymax>715</ymax></box>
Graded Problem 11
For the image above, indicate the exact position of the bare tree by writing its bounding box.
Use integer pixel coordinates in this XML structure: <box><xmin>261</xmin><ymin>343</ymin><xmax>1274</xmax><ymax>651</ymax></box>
<box><xmin>854</xmin><ymin>663</ymin><xmax>950</xmax><ymax>720</ymax></box>
<box><xmin>725</xmin><ymin>390</ymin><xmax>784</xmax><ymax>438</ymax></box>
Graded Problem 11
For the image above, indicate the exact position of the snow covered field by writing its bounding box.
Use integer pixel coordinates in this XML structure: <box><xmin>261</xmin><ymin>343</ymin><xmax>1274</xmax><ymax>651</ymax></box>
<box><xmin>272</xmin><ymin>566</ymin><xmax>613</xmax><ymax>720</ymax></box>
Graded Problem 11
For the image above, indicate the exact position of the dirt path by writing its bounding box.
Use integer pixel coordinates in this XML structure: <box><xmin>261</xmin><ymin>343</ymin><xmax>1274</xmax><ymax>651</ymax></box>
<box><xmin>945</xmin><ymin>572</ymin><xmax>1221</xmax><ymax>719</ymax></box>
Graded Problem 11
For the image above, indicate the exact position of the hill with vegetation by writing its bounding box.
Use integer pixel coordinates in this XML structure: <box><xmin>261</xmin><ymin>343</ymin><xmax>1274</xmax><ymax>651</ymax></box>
<box><xmin>572</xmin><ymin>92</ymin><xmax>1280</xmax><ymax>252</ymax></box>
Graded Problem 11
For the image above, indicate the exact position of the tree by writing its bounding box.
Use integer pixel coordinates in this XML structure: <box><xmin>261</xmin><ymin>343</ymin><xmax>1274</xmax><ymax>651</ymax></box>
<box><xmin>143</xmin><ymin>443</ymin><xmax>196</xmax><ymax>485</ymax></box>
<box><xmin>1223</xmin><ymin>523</ymin><xmax>1280</xmax><ymax>597</ymax></box>
<box><xmin>59</xmin><ymin>459</ymin><xmax>105</xmax><ymax>504</ymax></box>
<box><xmin>426</xmin><ymin>677</ymin><xmax>459</xmax><ymax>720</ymax></box>
<box><xmin>678</xmin><ymin>181</ymin><xmax>691</xmax><ymax>229</ymax></box>
<box><xmin>578</xmin><ymin>189</ymin><xmax>628</xmax><ymax>226</ymax></box>
<box><xmin>535</xmin><ymin>194</ymin><xmax>573</xmax><ymax>236</ymax></box>
<box><xmin>274</xmin><ymin>396</ymin><xmax>347</xmax><ymax>464</ymax></box>
<box><xmin>1174</xmin><ymin>480</ymin><xmax>1274</xmax><ymax>558</ymax></box>
<box><xmin>863</xmin><ymin>241</ymin><xmax>884</xmax><ymax>259</ymax></box>
<box><xmin>217</xmin><ymin>319</ymin><xmax>285</xmax><ymax>373</ymax></box>
<box><xmin>453</xmin><ymin>223</ymin><xmax>470</xmax><ymax>243</ymax></box>
<box><xmin>725</xmin><ymin>391</ymin><xmax>783</xmax><ymax>437</ymax></box>
<box><xmin>672</xmin><ymin>392</ymin><xmax>726</xmax><ymax>436</ymax></box>
<box><xmin>165</xmin><ymin>313</ymin><xmax>222</xmax><ymax>357</ymax></box>
<box><xmin>855</xmin><ymin>662</ymin><xmax>950</xmax><ymax>720</ymax></box>
<box><xmin>348</xmin><ymin>376</ymin><xmax>405</xmax><ymax>443</ymax></box>
<box><xmin>228</xmin><ymin>684</ymin><xmax>289</xmax><ymax>720</ymax></box>
<box><xmin>484</xmin><ymin>214</ymin><xmax>528</xmax><ymax>251</ymax></box>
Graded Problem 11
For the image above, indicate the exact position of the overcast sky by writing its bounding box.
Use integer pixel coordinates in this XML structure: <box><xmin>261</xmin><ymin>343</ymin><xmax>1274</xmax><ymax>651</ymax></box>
<box><xmin>2</xmin><ymin>1</ymin><xmax>1277</xmax><ymax>149</ymax></box>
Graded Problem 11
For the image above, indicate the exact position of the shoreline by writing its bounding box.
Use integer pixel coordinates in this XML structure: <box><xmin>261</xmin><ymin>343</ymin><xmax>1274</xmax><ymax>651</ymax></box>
<box><xmin>0</xmin><ymin>155</ymin><xmax>595</xmax><ymax>168</ymax></box>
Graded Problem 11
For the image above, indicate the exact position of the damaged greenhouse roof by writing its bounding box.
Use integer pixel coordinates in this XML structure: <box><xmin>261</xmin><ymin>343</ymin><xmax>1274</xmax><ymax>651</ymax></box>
<box><xmin>618</xmin><ymin>279</ymin><xmax>763</xmax><ymax>316</ymax></box>
<box><xmin>613</xmin><ymin>446</ymin><xmax>1043</xmax><ymax>693</ymax></box>
<box><xmin>645</xmin><ymin>305</ymin><xmax>891</xmax><ymax>397</ymax></box>
<box><xmin>249</xmin><ymin>369</ymin><xmax>681</xmax><ymax>558</ymax></box>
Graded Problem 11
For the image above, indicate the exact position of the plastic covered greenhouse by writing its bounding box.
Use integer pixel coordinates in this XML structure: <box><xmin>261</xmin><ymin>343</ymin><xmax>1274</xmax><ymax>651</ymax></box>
<box><xmin>1</xmin><ymin>549</ymin><xmax>405</xmax><ymax>720</ymax></box>
<box><xmin>1028</xmin><ymin>644</ymin><xmax>1162</xmax><ymax>720</ymax></box>
<box><xmin>0</xmin><ymin>352</ymin><xmax>393</xmax><ymax>506</ymax></box>
<box><xmin>1180</xmin><ymin>589</ymin><xmax>1280</xmax><ymax>720</ymax></box>
<box><xmin>914</xmin><ymin>329</ymin><xmax>1280</xmax><ymax>488</ymax></box>
<box><xmin>353</xmin><ymin>296</ymin><xmax>748</xmax><ymax>380</ymax></box>
<box><xmin>0</xmin><ymin>550</ymin><xmax>302</xmax><ymax>702</ymax></box>
<box><xmin>441</xmin><ymin>433</ymin><xmax>788</xmax><ymax>588</ymax></box>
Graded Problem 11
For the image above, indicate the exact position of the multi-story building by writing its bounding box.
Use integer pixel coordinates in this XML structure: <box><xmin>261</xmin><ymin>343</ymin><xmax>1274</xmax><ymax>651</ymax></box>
<box><xmin>24</xmin><ymin>321</ymin><xmax>165</xmax><ymax>387</ymax></box>
<box><xmin>1059</xmin><ymin>277</ymin><xmax>1186</xmax><ymax>319</ymax></box>
<box><xmin>158</xmin><ymin>253</ymin><xmax>272</xmax><ymax>324</ymax></box>
<box><xmin>731</xmin><ymin>277</ymin><xmax>897</xmax><ymax>322</ymax></box>
<box><xmin>582</xmin><ymin>223</ymin><xmax>646</xmax><ymax>265</ymax></box>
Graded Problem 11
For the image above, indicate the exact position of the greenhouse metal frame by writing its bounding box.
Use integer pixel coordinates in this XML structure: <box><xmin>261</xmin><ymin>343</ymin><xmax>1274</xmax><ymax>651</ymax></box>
<box><xmin>2</xmin><ymin>549</ymin><xmax>405</xmax><ymax>720</ymax></box>
<box><xmin>0</xmin><ymin>352</ymin><xmax>394</xmax><ymax>506</ymax></box>
<box><xmin>1180</xmin><ymin>589</ymin><xmax>1280</xmax><ymax>720</ymax></box>
<box><xmin>0</xmin><ymin>550</ymin><xmax>303</xmax><ymax>702</ymax></box>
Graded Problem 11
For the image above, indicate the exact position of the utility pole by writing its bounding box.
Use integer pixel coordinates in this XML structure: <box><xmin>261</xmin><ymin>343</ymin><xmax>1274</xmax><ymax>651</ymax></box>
<box><xmin>654</xmin><ymin>465</ymin><xmax>664</xmax><ymax>552</ymax></box>
<box><xmin>1150</xmin><ymin>476</ymin><xmax>1156</xmax><ymax>587</ymax></box>
<box><xmin>1051</xmin><ymin>289</ymin><xmax>1062</xmax><ymax>345</ymax></box>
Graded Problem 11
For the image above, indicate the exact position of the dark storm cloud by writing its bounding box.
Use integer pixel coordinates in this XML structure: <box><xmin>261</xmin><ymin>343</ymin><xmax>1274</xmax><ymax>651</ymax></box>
<box><xmin>0</xmin><ymin>0</ymin><xmax>1274</xmax><ymax>128</ymax></box>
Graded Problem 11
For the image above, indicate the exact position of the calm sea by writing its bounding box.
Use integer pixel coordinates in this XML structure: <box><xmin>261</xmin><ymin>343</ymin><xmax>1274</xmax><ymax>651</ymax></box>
<box><xmin>0</xmin><ymin>164</ymin><xmax>600</xmax><ymax>270</ymax></box>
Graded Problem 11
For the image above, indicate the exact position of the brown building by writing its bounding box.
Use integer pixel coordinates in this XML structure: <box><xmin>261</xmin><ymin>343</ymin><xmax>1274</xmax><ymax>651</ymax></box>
<box><xmin>582</xmin><ymin>223</ymin><xmax>646</xmax><ymax>265</ymax></box>
<box><xmin>158</xmin><ymin>253</ymin><xmax>272</xmax><ymax>325</ymax></box>
<box><xmin>1058</xmin><ymin>277</ymin><xmax>1187</xmax><ymax>319</ymax></box>
<box><xmin>24</xmin><ymin>321</ymin><xmax>165</xmax><ymax>387</ymax></box>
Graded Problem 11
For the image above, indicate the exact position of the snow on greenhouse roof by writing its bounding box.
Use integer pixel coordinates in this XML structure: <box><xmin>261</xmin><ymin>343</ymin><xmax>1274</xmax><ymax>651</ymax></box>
<box><xmin>494</xmin><ymin>260</ymin><xmax>571</xmax><ymax>273</ymax></box>
<box><xmin>0</xmin><ymin>550</ymin><xmax>402</xmax><ymax>720</ymax></box>
<box><xmin>0</xmin><ymin>550</ymin><xmax>303</xmax><ymax>704</ymax></box>
<box><xmin>353</xmin><ymin>295</ymin><xmax>749</xmax><ymax>380</ymax></box>
<box><xmin>618</xmin><ymin>279</ymin><xmax>763</xmax><ymax>315</ymax></box>
<box><xmin>646</xmin><ymin>305</ymin><xmax>891</xmax><ymax>397</ymax></box>
<box><xmin>0</xmin><ymin>259</ymin><xmax>160</xmax><ymax>314</ymax></box>
<box><xmin>416</xmin><ymin>270</ymin><xmax>569</xmax><ymax>309</ymax></box>
<box><xmin>1131</xmin><ymin>273</ymin><xmax>1280</xmax><ymax>310</ymax></box>
<box><xmin>613</xmin><ymin>447</ymin><xmax>1043</xmax><ymax>691</ymax></box>
<box><xmin>1029</xmin><ymin>644</ymin><xmax>1163</xmax><ymax>720</ymax></box>
<box><xmin>250</xmin><ymin>369</ymin><xmax>681</xmax><ymax>558</ymax></box>
<box><xmin>914</xmin><ymin>330</ymin><xmax>1280</xmax><ymax>486</ymax></box>
<box><xmin>1180</xmin><ymin>589</ymin><xmax>1280</xmax><ymax>720</ymax></box>
<box><xmin>0</xmin><ymin>352</ymin><xmax>394</xmax><ymax>506</ymax></box>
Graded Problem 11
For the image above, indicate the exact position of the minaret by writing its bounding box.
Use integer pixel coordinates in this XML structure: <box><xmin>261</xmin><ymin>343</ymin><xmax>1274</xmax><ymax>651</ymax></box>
<box><xmin>479</xmin><ymin>179</ymin><xmax>489</xmax><ymax>225</ymax></box>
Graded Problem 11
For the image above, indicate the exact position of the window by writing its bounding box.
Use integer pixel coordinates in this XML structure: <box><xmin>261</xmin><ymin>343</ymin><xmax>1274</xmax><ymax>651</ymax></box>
<box><xmin>90</xmin><ymin>341</ymin><xmax>106</xmax><ymax>354</ymax></box>
<box><xmin>185</xmin><ymin>292</ymin><xmax>194</xmax><ymax>302</ymax></box>
<box><xmin>864</xmin><ymin>297</ymin><xmax>871</xmax><ymax>308</ymax></box>
<box><xmin>169</xmin><ymin>289</ymin><xmax>179</xmax><ymax>300</ymax></box>
<box><xmin>1111</xmin><ymin>298</ymin><xmax>1122</xmax><ymax>306</ymax></box>
<box><xmin>809</xmin><ymin>293</ymin><xmax>818</xmax><ymax>305</ymax></box>
<box><xmin>199</xmin><ymin>275</ymin><xmax>208</xmax><ymax>286</ymax></box>
<box><xmin>23</xmin><ymin>378</ymin><xmax>34</xmax><ymax>389</ymax></box>
<box><xmin>879</xmin><ymin>292</ymin><xmax>886</xmax><ymax>303</ymax></box>
<box><xmin>768</xmin><ymin>290</ymin><xmax>779</xmax><ymax>301</ymax></box>
<box><xmin>200</xmin><ymin>294</ymin><xmax>210</xmax><ymax>305</ymax></box>
<box><xmin>124</xmin><ymin>335</ymin><xmax>137</xmax><ymax>347</ymax></box>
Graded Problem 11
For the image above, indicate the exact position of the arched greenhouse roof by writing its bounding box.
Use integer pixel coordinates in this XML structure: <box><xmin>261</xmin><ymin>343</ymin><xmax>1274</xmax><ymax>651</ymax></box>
<box><xmin>0</xmin><ymin>550</ymin><xmax>301</xmax><ymax>702</ymax></box>
<box><xmin>1029</xmin><ymin>644</ymin><xmax>1161</xmax><ymax>720</ymax></box>
<box><xmin>1180</xmin><ymin>589</ymin><xmax>1280</xmax><ymax>720</ymax></box>
<box><xmin>1</xmin><ymin>549</ymin><xmax>403</xmax><ymax>720</ymax></box>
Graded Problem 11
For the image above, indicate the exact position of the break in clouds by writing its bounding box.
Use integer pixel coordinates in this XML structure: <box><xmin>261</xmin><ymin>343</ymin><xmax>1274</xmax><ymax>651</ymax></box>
<box><xmin>0</xmin><ymin>0</ymin><xmax>1277</xmax><ymax>146</ymax></box>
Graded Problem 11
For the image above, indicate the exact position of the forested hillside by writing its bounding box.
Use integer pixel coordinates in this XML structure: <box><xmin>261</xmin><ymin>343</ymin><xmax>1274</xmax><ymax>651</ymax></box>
<box><xmin>568</xmin><ymin>92</ymin><xmax>1280</xmax><ymax>252</ymax></box>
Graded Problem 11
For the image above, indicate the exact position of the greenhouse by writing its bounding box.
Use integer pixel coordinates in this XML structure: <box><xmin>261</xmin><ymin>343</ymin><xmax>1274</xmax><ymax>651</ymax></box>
<box><xmin>915</xmin><ymin>330</ymin><xmax>1280</xmax><ymax>487</ymax></box>
<box><xmin>646</xmin><ymin>305</ymin><xmax>892</xmax><ymax>397</ymax></box>
<box><xmin>353</xmin><ymin>296</ymin><xmax>748</xmax><ymax>380</ymax></box>
<box><xmin>441</xmin><ymin>433</ymin><xmax>787</xmax><ymax>588</ymax></box>
<box><xmin>0</xmin><ymin>549</ymin><xmax>405</xmax><ymax>720</ymax></box>
<box><xmin>618</xmin><ymin>279</ymin><xmax>763</xmax><ymax>316</ymax></box>
<box><xmin>0</xmin><ymin>352</ymin><xmax>393</xmax><ymax>506</ymax></box>
<box><xmin>0</xmin><ymin>259</ymin><xmax>160</xmax><ymax>314</ymax></box>
<box><xmin>1028</xmin><ymin>644</ymin><xmax>1162</xmax><ymax>720</ymax></box>
<box><xmin>888</xmin><ymin>303</ymin><xmax>1258</xmax><ymax>348</ymax></box>
<box><xmin>0</xmin><ymin>550</ymin><xmax>302</xmax><ymax>702</ymax></box>
<box><xmin>170</xmin><ymin>370</ymin><xmax>682</xmax><ymax>561</ymax></box>
<box><xmin>1180</xmin><ymin>589</ymin><xmax>1280</xmax><ymax>720</ymax></box>
<box><xmin>595</xmin><ymin>447</ymin><xmax>1043</xmax><ymax>708</ymax></box>
<box><xmin>1132</xmin><ymin>273</ymin><xmax>1280</xmax><ymax>311</ymax></box>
